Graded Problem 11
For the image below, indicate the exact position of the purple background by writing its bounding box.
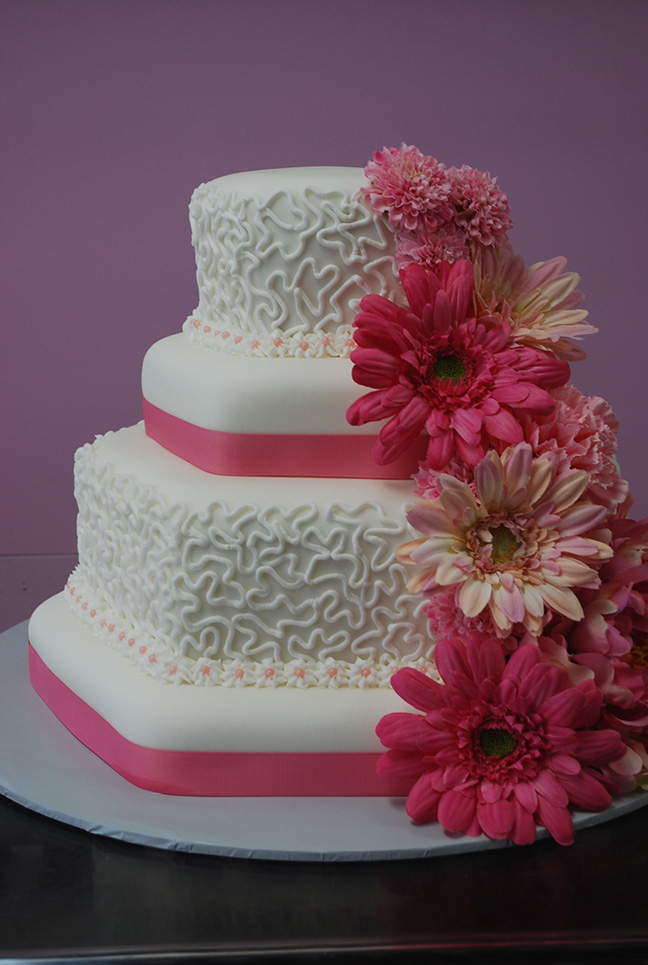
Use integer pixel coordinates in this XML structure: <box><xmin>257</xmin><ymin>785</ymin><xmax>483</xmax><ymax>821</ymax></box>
<box><xmin>2</xmin><ymin>0</ymin><xmax>647</xmax><ymax>630</ymax></box>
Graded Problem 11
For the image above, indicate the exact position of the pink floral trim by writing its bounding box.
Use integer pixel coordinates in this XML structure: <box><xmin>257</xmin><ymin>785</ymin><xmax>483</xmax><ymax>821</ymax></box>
<box><xmin>183</xmin><ymin>316</ymin><xmax>355</xmax><ymax>359</ymax></box>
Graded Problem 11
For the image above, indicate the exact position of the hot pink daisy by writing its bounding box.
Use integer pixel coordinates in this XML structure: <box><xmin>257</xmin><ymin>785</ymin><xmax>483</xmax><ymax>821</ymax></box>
<box><xmin>361</xmin><ymin>144</ymin><xmax>452</xmax><ymax>234</ymax></box>
<box><xmin>397</xmin><ymin>443</ymin><xmax>613</xmax><ymax>636</ymax></box>
<box><xmin>346</xmin><ymin>261</ymin><xmax>570</xmax><ymax>469</ymax></box>
<box><xmin>447</xmin><ymin>165</ymin><xmax>513</xmax><ymax>248</ymax></box>
<box><xmin>474</xmin><ymin>245</ymin><xmax>595</xmax><ymax>361</ymax></box>
<box><xmin>376</xmin><ymin>637</ymin><xmax>625</xmax><ymax>846</ymax></box>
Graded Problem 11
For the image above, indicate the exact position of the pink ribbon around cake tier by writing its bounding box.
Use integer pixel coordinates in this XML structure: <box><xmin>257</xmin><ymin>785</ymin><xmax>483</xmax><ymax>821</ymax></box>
<box><xmin>28</xmin><ymin>644</ymin><xmax>411</xmax><ymax>797</ymax></box>
<box><xmin>143</xmin><ymin>398</ymin><xmax>427</xmax><ymax>478</ymax></box>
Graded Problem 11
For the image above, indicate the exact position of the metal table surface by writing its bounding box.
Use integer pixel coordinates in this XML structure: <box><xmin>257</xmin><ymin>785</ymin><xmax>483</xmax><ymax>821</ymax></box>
<box><xmin>0</xmin><ymin>791</ymin><xmax>647</xmax><ymax>964</ymax></box>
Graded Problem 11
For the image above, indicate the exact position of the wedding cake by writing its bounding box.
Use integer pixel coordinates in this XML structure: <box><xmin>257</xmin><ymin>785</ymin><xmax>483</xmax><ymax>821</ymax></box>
<box><xmin>28</xmin><ymin>165</ymin><xmax>434</xmax><ymax>797</ymax></box>
<box><xmin>28</xmin><ymin>147</ymin><xmax>648</xmax><ymax>845</ymax></box>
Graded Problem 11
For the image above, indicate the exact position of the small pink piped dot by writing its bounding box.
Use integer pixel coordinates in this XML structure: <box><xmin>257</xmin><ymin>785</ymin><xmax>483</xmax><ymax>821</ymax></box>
<box><xmin>108</xmin><ymin>624</ymin><xmax>115</xmax><ymax>633</ymax></box>
<box><xmin>221</xmin><ymin>330</ymin><xmax>230</xmax><ymax>339</ymax></box>
<box><xmin>203</xmin><ymin>325</ymin><xmax>211</xmax><ymax>334</ymax></box>
<box><xmin>235</xmin><ymin>668</ymin><xmax>245</xmax><ymax>679</ymax></box>
<box><xmin>200</xmin><ymin>665</ymin><xmax>210</xmax><ymax>676</ymax></box>
<box><xmin>90</xmin><ymin>610</ymin><xmax>96</xmax><ymax>619</ymax></box>
<box><xmin>300</xmin><ymin>341</ymin><xmax>310</xmax><ymax>352</ymax></box>
<box><xmin>100</xmin><ymin>620</ymin><xmax>107</xmax><ymax>629</ymax></box>
<box><xmin>76</xmin><ymin>595</ymin><xmax>82</xmax><ymax>604</ymax></box>
<box><xmin>128</xmin><ymin>638</ymin><xmax>136</xmax><ymax>648</ymax></box>
<box><xmin>273</xmin><ymin>337</ymin><xmax>283</xmax><ymax>347</ymax></box>
<box><xmin>321</xmin><ymin>336</ymin><xmax>331</xmax><ymax>347</ymax></box>
<box><xmin>234</xmin><ymin>335</ymin><xmax>243</xmax><ymax>344</ymax></box>
<box><xmin>118</xmin><ymin>631</ymin><xmax>126</xmax><ymax>641</ymax></box>
<box><xmin>139</xmin><ymin>645</ymin><xmax>147</xmax><ymax>655</ymax></box>
<box><xmin>264</xmin><ymin>667</ymin><xmax>276</xmax><ymax>678</ymax></box>
<box><xmin>327</xmin><ymin>666</ymin><xmax>338</xmax><ymax>678</ymax></box>
<box><xmin>250</xmin><ymin>340</ymin><xmax>260</xmax><ymax>350</ymax></box>
<box><xmin>294</xmin><ymin>667</ymin><xmax>305</xmax><ymax>679</ymax></box>
<box><xmin>360</xmin><ymin>667</ymin><xmax>372</xmax><ymax>678</ymax></box>
<box><xmin>149</xmin><ymin>654</ymin><xmax>157</xmax><ymax>664</ymax></box>
<box><xmin>81</xmin><ymin>602</ymin><xmax>88</xmax><ymax>611</ymax></box>
<box><xmin>169</xmin><ymin>665</ymin><xmax>178</xmax><ymax>676</ymax></box>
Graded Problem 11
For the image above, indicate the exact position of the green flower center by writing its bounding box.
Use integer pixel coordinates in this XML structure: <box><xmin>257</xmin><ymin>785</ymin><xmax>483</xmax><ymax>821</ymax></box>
<box><xmin>433</xmin><ymin>354</ymin><xmax>466</xmax><ymax>383</ymax></box>
<box><xmin>490</xmin><ymin>524</ymin><xmax>520</xmax><ymax>564</ymax></box>
<box><xmin>479</xmin><ymin>727</ymin><xmax>518</xmax><ymax>758</ymax></box>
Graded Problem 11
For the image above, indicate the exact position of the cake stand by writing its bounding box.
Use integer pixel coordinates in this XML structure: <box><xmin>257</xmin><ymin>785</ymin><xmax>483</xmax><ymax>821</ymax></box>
<box><xmin>1</xmin><ymin>620</ymin><xmax>646</xmax><ymax>862</ymax></box>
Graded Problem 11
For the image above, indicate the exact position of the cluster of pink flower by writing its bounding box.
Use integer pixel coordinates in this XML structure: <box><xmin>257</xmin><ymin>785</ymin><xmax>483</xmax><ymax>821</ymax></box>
<box><xmin>362</xmin><ymin>143</ymin><xmax>513</xmax><ymax>269</ymax></box>
<box><xmin>351</xmin><ymin>145</ymin><xmax>648</xmax><ymax>846</ymax></box>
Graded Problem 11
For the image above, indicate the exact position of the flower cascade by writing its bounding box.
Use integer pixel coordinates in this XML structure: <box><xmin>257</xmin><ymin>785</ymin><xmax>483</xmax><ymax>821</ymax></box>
<box><xmin>351</xmin><ymin>144</ymin><xmax>648</xmax><ymax>845</ymax></box>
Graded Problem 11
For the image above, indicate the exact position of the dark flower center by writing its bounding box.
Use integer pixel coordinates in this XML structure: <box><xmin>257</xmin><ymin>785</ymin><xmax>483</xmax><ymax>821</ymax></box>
<box><xmin>630</xmin><ymin>629</ymin><xmax>648</xmax><ymax>669</ymax></box>
<box><xmin>432</xmin><ymin>354</ymin><xmax>466</xmax><ymax>383</ymax></box>
<box><xmin>479</xmin><ymin>727</ymin><xmax>518</xmax><ymax>758</ymax></box>
<box><xmin>489</xmin><ymin>524</ymin><xmax>520</xmax><ymax>564</ymax></box>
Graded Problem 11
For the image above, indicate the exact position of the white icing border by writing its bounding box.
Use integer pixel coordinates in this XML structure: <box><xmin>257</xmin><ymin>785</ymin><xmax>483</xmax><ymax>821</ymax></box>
<box><xmin>64</xmin><ymin>577</ymin><xmax>437</xmax><ymax>690</ymax></box>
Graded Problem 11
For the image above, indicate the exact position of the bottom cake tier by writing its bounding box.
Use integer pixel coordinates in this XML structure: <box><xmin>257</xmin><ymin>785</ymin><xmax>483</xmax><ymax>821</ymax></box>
<box><xmin>28</xmin><ymin>594</ymin><xmax>415</xmax><ymax>796</ymax></box>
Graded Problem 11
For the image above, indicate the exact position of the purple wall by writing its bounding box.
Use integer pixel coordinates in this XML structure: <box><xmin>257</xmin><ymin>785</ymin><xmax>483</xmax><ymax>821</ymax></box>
<box><xmin>2</xmin><ymin>0</ymin><xmax>647</xmax><ymax>625</ymax></box>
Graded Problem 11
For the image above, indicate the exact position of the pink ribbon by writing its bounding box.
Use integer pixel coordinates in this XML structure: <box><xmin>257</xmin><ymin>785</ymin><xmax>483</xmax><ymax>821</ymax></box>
<box><xmin>28</xmin><ymin>644</ymin><xmax>410</xmax><ymax>797</ymax></box>
<box><xmin>143</xmin><ymin>398</ymin><xmax>426</xmax><ymax>478</ymax></box>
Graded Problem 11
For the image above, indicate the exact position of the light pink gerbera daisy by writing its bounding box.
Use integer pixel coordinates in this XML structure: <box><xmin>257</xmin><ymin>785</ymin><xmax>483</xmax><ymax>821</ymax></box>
<box><xmin>346</xmin><ymin>261</ymin><xmax>570</xmax><ymax>469</ymax></box>
<box><xmin>397</xmin><ymin>443</ymin><xmax>613</xmax><ymax>636</ymax></box>
<box><xmin>376</xmin><ymin>636</ymin><xmax>625</xmax><ymax>846</ymax></box>
<box><xmin>447</xmin><ymin>164</ymin><xmax>513</xmax><ymax>248</ymax></box>
<box><xmin>361</xmin><ymin>144</ymin><xmax>452</xmax><ymax>234</ymax></box>
<box><xmin>474</xmin><ymin>245</ymin><xmax>595</xmax><ymax>361</ymax></box>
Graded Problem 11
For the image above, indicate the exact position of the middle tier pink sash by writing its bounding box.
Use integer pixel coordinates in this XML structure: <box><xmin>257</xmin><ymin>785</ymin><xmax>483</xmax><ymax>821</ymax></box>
<box><xmin>143</xmin><ymin>398</ymin><xmax>427</xmax><ymax>479</ymax></box>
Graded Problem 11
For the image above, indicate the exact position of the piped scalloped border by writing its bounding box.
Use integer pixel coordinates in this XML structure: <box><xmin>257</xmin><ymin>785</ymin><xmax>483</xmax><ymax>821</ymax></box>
<box><xmin>182</xmin><ymin>316</ymin><xmax>356</xmax><ymax>358</ymax></box>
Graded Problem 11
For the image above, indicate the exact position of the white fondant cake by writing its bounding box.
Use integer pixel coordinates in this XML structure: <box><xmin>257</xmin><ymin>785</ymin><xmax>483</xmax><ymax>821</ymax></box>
<box><xmin>28</xmin><ymin>167</ymin><xmax>432</xmax><ymax>796</ymax></box>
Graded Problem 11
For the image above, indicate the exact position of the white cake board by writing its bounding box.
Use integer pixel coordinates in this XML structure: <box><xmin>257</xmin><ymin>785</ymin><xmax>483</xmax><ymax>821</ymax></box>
<box><xmin>1</xmin><ymin>621</ymin><xmax>647</xmax><ymax>862</ymax></box>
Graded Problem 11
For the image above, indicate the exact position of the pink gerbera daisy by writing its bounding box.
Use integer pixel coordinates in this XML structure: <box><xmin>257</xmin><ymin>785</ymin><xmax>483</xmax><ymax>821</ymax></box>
<box><xmin>376</xmin><ymin>636</ymin><xmax>625</xmax><ymax>846</ymax></box>
<box><xmin>361</xmin><ymin>144</ymin><xmax>452</xmax><ymax>234</ymax></box>
<box><xmin>397</xmin><ymin>443</ymin><xmax>613</xmax><ymax>636</ymax></box>
<box><xmin>346</xmin><ymin>261</ymin><xmax>570</xmax><ymax>469</ymax></box>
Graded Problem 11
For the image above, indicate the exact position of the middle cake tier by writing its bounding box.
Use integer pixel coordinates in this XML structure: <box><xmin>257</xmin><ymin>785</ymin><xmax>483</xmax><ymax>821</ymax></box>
<box><xmin>67</xmin><ymin>423</ymin><xmax>432</xmax><ymax>687</ymax></box>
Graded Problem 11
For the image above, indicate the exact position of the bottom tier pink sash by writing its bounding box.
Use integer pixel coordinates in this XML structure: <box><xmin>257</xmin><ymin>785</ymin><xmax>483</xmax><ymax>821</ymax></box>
<box><xmin>28</xmin><ymin>644</ymin><xmax>409</xmax><ymax>797</ymax></box>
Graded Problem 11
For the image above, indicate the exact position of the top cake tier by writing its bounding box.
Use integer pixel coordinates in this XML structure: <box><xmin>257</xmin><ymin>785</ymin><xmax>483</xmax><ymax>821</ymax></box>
<box><xmin>184</xmin><ymin>167</ymin><xmax>400</xmax><ymax>357</ymax></box>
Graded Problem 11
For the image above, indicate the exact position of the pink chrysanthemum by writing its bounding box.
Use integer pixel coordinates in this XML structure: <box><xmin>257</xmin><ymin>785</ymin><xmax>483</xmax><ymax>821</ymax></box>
<box><xmin>346</xmin><ymin>262</ymin><xmax>570</xmax><ymax>469</ymax></box>
<box><xmin>395</xmin><ymin>224</ymin><xmax>469</xmax><ymax>270</ymax></box>
<box><xmin>361</xmin><ymin>144</ymin><xmax>452</xmax><ymax>233</ymax></box>
<box><xmin>447</xmin><ymin>165</ymin><xmax>513</xmax><ymax>248</ymax></box>
<box><xmin>376</xmin><ymin>637</ymin><xmax>625</xmax><ymax>846</ymax></box>
<box><xmin>424</xmin><ymin>585</ymin><xmax>518</xmax><ymax>651</ymax></box>
<box><xmin>414</xmin><ymin>456</ymin><xmax>474</xmax><ymax>501</ymax></box>
<box><xmin>397</xmin><ymin>443</ymin><xmax>613</xmax><ymax>636</ymax></box>
<box><xmin>517</xmin><ymin>385</ymin><xmax>628</xmax><ymax>514</ymax></box>
<box><xmin>474</xmin><ymin>245</ymin><xmax>595</xmax><ymax>361</ymax></box>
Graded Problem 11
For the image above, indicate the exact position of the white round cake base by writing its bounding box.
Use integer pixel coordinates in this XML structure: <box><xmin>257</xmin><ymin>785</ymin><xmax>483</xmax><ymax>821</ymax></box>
<box><xmin>1</xmin><ymin>621</ymin><xmax>647</xmax><ymax>862</ymax></box>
